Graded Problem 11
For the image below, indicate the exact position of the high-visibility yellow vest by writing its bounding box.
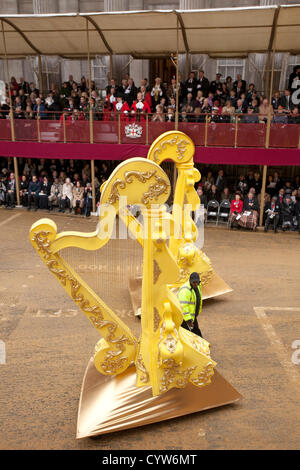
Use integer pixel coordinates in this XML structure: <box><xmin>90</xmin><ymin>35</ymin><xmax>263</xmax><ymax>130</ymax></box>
<box><xmin>177</xmin><ymin>281</ymin><xmax>202</xmax><ymax>322</ymax></box>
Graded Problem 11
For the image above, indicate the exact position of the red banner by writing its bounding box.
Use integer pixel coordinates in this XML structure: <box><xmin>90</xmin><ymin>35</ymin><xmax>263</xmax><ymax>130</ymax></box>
<box><xmin>0</xmin><ymin>140</ymin><xmax>299</xmax><ymax>166</ymax></box>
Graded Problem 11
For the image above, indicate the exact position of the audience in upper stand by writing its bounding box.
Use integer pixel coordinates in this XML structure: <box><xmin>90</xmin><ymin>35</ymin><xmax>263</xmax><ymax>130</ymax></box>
<box><xmin>1</xmin><ymin>69</ymin><xmax>299</xmax><ymax>124</ymax></box>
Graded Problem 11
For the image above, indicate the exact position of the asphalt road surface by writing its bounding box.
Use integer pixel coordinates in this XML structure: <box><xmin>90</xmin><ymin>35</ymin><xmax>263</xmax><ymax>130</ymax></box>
<box><xmin>0</xmin><ymin>208</ymin><xmax>299</xmax><ymax>450</ymax></box>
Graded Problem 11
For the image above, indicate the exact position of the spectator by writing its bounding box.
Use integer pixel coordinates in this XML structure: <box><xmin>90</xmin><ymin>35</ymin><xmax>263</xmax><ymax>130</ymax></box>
<box><xmin>215</xmin><ymin>169</ymin><xmax>227</xmax><ymax>194</ymax></box>
<box><xmin>272</xmin><ymin>105</ymin><xmax>288</xmax><ymax>124</ymax></box>
<box><xmin>280</xmin><ymin>89</ymin><xmax>294</xmax><ymax>112</ymax></box>
<box><xmin>33</xmin><ymin>97</ymin><xmax>47</xmax><ymax>120</ymax></box>
<box><xmin>0</xmin><ymin>175</ymin><xmax>7</xmax><ymax>206</ymax></box>
<box><xmin>233</xmin><ymin>74</ymin><xmax>246</xmax><ymax>94</ymax></box>
<box><xmin>239</xmin><ymin>191</ymin><xmax>259</xmax><ymax>231</ymax></box>
<box><xmin>207</xmin><ymin>184</ymin><xmax>220</xmax><ymax>203</ymax></box>
<box><xmin>27</xmin><ymin>175</ymin><xmax>41</xmax><ymax>211</ymax></box>
<box><xmin>246</xmin><ymin>83</ymin><xmax>256</xmax><ymax>104</ymax></box>
<box><xmin>39</xmin><ymin>176</ymin><xmax>51</xmax><ymax>210</ymax></box>
<box><xmin>221</xmin><ymin>187</ymin><xmax>231</xmax><ymax>201</ymax></box>
<box><xmin>271</xmin><ymin>91</ymin><xmax>281</xmax><ymax>111</ymax></box>
<box><xmin>281</xmin><ymin>196</ymin><xmax>294</xmax><ymax>231</ymax></box>
<box><xmin>72</xmin><ymin>180</ymin><xmax>84</xmax><ymax>214</ymax></box>
<box><xmin>48</xmin><ymin>178</ymin><xmax>62</xmax><ymax>211</ymax></box>
<box><xmin>152</xmin><ymin>104</ymin><xmax>165</xmax><ymax>122</ymax></box>
<box><xmin>229</xmin><ymin>89</ymin><xmax>237</xmax><ymax>109</ymax></box>
<box><xmin>294</xmin><ymin>193</ymin><xmax>300</xmax><ymax>234</ymax></box>
<box><xmin>222</xmin><ymin>100</ymin><xmax>235</xmax><ymax>121</ymax></box>
<box><xmin>235</xmin><ymin>175</ymin><xmax>248</xmax><ymax>196</ymax></box>
<box><xmin>259</xmin><ymin>98</ymin><xmax>274</xmax><ymax>123</ymax></box>
<box><xmin>197</xmin><ymin>186</ymin><xmax>208</xmax><ymax>210</ymax></box>
<box><xmin>184</xmin><ymin>71</ymin><xmax>198</xmax><ymax>99</ymax></box>
<box><xmin>19</xmin><ymin>175</ymin><xmax>28</xmax><ymax>206</ymax></box>
<box><xmin>202</xmin><ymin>170</ymin><xmax>214</xmax><ymax>193</ymax></box>
<box><xmin>209</xmin><ymin>73</ymin><xmax>222</xmax><ymax>94</ymax></box>
<box><xmin>123</xmin><ymin>78</ymin><xmax>137</xmax><ymax>108</ymax></box>
<box><xmin>83</xmin><ymin>182</ymin><xmax>93</xmax><ymax>217</ymax></box>
<box><xmin>242</xmin><ymin>106</ymin><xmax>259</xmax><ymax>123</ymax></box>
<box><xmin>166</xmin><ymin>107</ymin><xmax>175</xmax><ymax>122</ymax></box>
<box><xmin>194</xmin><ymin>90</ymin><xmax>204</xmax><ymax>109</ymax></box>
<box><xmin>288</xmin><ymin>106</ymin><xmax>300</xmax><ymax>124</ymax></box>
<box><xmin>229</xmin><ymin>193</ymin><xmax>243</xmax><ymax>229</ymax></box>
<box><xmin>5</xmin><ymin>172</ymin><xmax>16</xmax><ymax>208</ymax></box>
<box><xmin>60</xmin><ymin>177</ymin><xmax>73</xmax><ymax>213</ymax></box>
<box><xmin>264</xmin><ymin>196</ymin><xmax>280</xmax><ymax>233</ymax></box>
<box><xmin>197</xmin><ymin>70</ymin><xmax>209</xmax><ymax>97</ymax></box>
<box><xmin>224</xmin><ymin>76</ymin><xmax>232</xmax><ymax>93</ymax></box>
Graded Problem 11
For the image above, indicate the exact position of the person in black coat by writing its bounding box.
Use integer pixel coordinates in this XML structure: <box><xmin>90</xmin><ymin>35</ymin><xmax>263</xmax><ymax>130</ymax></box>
<box><xmin>38</xmin><ymin>176</ymin><xmax>51</xmax><ymax>210</ymax></box>
<box><xmin>207</xmin><ymin>185</ymin><xmax>220</xmax><ymax>203</ymax></box>
<box><xmin>27</xmin><ymin>175</ymin><xmax>41</xmax><ymax>211</ymax></box>
<box><xmin>288</xmin><ymin>106</ymin><xmax>300</xmax><ymax>124</ymax></box>
<box><xmin>264</xmin><ymin>196</ymin><xmax>281</xmax><ymax>233</ymax></box>
<box><xmin>5</xmin><ymin>172</ymin><xmax>17</xmax><ymax>208</ymax></box>
<box><xmin>281</xmin><ymin>196</ymin><xmax>294</xmax><ymax>231</ymax></box>
<box><xmin>243</xmin><ymin>193</ymin><xmax>259</xmax><ymax>212</ymax></box>
<box><xmin>19</xmin><ymin>175</ymin><xmax>28</xmax><ymax>207</ymax></box>
<box><xmin>183</xmin><ymin>71</ymin><xmax>198</xmax><ymax>99</ymax></box>
<box><xmin>295</xmin><ymin>196</ymin><xmax>300</xmax><ymax>234</ymax></box>
<box><xmin>197</xmin><ymin>71</ymin><xmax>210</xmax><ymax>97</ymax></box>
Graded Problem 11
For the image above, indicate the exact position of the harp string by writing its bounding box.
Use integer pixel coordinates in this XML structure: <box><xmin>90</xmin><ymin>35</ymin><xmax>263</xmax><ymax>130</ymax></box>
<box><xmin>60</xmin><ymin>216</ymin><xmax>143</xmax><ymax>337</ymax></box>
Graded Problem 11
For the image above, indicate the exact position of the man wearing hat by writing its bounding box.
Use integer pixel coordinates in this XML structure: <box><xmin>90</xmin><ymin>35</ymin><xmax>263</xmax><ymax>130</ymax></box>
<box><xmin>177</xmin><ymin>272</ymin><xmax>203</xmax><ymax>337</ymax></box>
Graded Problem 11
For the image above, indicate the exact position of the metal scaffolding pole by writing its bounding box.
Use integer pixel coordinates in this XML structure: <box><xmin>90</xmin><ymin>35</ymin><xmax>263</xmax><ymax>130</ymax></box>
<box><xmin>1</xmin><ymin>19</ymin><xmax>20</xmax><ymax>206</ymax></box>
<box><xmin>86</xmin><ymin>18</ymin><xmax>96</xmax><ymax>214</ymax></box>
<box><xmin>260</xmin><ymin>25</ymin><xmax>277</xmax><ymax>228</ymax></box>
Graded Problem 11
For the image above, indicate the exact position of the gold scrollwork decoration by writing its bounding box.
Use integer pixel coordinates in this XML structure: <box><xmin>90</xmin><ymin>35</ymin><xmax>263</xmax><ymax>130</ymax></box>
<box><xmin>108</xmin><ymin>170</ymin><xmax>156</xmax><ymax>204</ymax></box>
<box><xmin>153</xmin><ymin>136</ymin><xmax>190</xmax><ymax>163</ymax></box>
<box><xmin>159</xmin><ymin>358</ymin><xmax>196</xmax><ymax>393</ymax></box>
<box><xmin>191</xmin><ymin>361</ymin><xmax>215</xmax><ymax>387</ymax></box>
<box><xmin>136</xmin><ymin>354</ymin><xmax>150</xmax><ymax>383</ymax></box>
<box><xmin>142</xmin><ymin>175</ymin><xmax>170</xmax><ymax>205</ymax></box>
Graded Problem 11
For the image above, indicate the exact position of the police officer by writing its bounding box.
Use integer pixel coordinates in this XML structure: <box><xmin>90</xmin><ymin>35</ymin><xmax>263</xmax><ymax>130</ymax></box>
<box><xmin>178</xmin><ymin>272</ymin><xmax>202</xmax><ymax>337</ymax></box>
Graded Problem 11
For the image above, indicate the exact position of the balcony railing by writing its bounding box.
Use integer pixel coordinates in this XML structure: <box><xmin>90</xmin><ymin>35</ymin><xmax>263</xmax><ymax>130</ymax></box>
<box><xmin>1</xmin><ymin>110</ymin><xmax>300</xmax><ymax>149</ymax></box>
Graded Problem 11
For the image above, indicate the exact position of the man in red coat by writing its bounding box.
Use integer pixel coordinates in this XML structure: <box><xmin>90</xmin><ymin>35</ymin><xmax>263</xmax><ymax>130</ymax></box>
<box><xmin>113</xmin><ymin>96</ymin><xmax>130</xmax><ymax>121</ymax></box>
<box><xmin>131</xmin><ymin>92</ymin><xmax>151</xmax><ymax>122</ymax></box>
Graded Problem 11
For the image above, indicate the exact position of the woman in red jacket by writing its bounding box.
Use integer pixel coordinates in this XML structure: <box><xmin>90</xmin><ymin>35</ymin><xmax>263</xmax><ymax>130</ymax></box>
<box><xmin>229</xmin><ymin>193</ymin><xmax>243</xmax><ymax>229</ymax></box>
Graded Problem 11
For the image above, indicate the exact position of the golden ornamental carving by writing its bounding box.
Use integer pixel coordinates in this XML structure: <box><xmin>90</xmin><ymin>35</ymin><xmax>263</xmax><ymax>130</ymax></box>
<box><xmin>153</xmin><ymin>259</ymin><xmax>162</xmax><ymax>284</ymax></box>
<box><xmin>108</xmin><ymin>170</ymin><xmax>156</xmax><ymax>204</ymax></box>
<box><xmin>153</xmin><ymin>136</ymin><xmax>190</xmax><ymax>163</ymax></box>
<box><xmin>153</xmin><ymin>307</ymin><xmax>161</xmax><ymax>332</ymax></box>
<box><xmin>200</xmin><ymin>269</ymin><xmax>214</xmax><ymax>287</ymax></box>
<box><xmin>136</xmin><ymin>354</ymin><xmax>149</xmax><ymax>383</ymax></box>
<box><xmin>163</xmin><ymin>334</ymin><xmax>178</xmax><ymax>354</ymax></box>
<box><xmin>142</xmin><ymin>175</ymin><xmax>170</xmax><ymax>205</ymax></box>
<box><xmin>159</xmin><ymin>359</ymin><xmax>197</xmax><ymax>394</ymax></box>
<box><xmin>191</xmin><ymin>361</ymin><xmax>215</xmax><ymax>387</ymax></box>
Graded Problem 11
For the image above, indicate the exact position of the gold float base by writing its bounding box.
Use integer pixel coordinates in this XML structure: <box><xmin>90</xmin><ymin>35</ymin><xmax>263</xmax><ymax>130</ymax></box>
<box><xmin>76</xmin><ymin>359</ymin><xmax>242</xmax><ymax>439</ymax></box>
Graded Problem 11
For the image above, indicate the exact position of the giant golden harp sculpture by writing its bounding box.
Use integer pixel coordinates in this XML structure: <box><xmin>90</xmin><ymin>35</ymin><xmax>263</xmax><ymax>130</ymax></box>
<box><xmin>29</xmin><ymin>131</ymin><xmax>241</xmax><ymax>439</ymax></box>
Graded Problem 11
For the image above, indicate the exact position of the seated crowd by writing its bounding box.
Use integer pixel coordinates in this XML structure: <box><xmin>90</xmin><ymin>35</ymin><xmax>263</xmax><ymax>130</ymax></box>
<box><xmin>1</xmin><ymin>68</ymin><xmax>299</xmax><ymax>124</ymax></box>
<box><xmin>196</xmin><ymin>169</ymin><xmax>300</xmax><ymax>233</ymax></box>
<box><xmin>1</xmin><ymin>157</ymin><xmax>299</xmax><ymax>233</ymax></box>
<box><xmin>0</xmin><ymin>157</ymin><xmax>111</xmax><ymax>217</ymax></box>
